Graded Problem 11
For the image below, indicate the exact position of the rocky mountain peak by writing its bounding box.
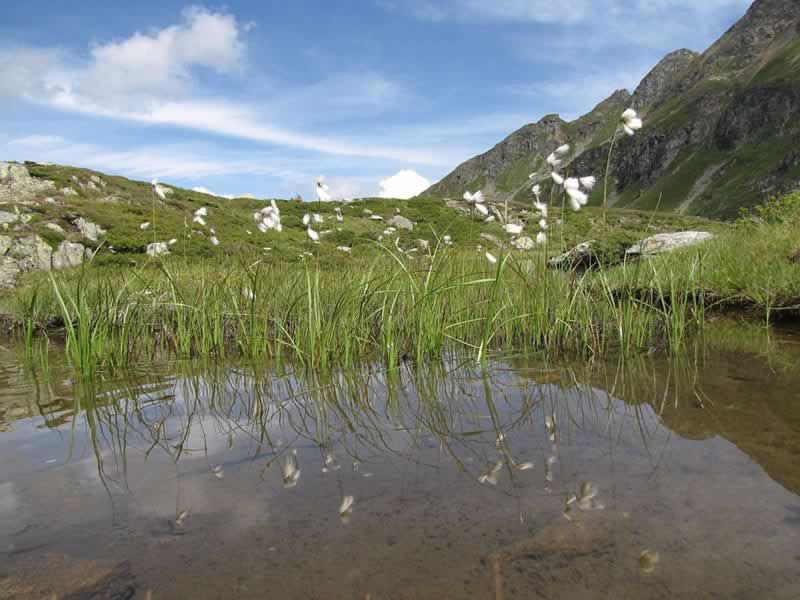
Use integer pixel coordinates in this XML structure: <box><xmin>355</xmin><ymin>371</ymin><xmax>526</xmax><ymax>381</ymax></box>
<box><xmin>632</xmin><ymin>49</ymin><xmax>698</xmax><ymax>110</ymax></box>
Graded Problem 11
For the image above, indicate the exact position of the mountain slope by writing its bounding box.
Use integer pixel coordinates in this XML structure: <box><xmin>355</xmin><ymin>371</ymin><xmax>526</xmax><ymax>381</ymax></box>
<box><xmin>423</xmin><ymin>0</ymin><xmax>800</xmax><ymax>219</ymax></box>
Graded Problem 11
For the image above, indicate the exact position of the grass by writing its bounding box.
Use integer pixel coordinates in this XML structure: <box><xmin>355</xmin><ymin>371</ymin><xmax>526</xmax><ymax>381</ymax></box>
<box><xmin>2</xmin><ymin>162</ymin><xmax>798</xmax><ymax>375</ymax></box>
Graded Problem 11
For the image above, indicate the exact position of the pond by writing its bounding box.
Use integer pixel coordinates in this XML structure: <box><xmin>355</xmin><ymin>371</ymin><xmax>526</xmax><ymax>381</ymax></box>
<box><xmin>1</xmin><ymin>326</ymin><xmax>800</xmax><ymax>599</ymax></box>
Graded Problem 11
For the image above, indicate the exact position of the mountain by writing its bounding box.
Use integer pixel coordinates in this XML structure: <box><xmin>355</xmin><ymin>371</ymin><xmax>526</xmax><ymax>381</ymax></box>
<box><xmin>422</xmin><ymin>0</ymin><xmax>800</xmax><ymax>219</ymax></box>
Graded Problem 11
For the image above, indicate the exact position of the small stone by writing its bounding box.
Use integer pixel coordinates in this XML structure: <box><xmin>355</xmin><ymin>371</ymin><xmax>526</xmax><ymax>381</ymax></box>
<box><xmin>73</xmin><ymin>217</ymin><xmax>106</xmax><ymax>242</ymax></box>
<box><xmin>388</xmin><ymin>215</ymin><xmax>414</xmax><ymax>231</ymax></box>
<box><xmin>549</xmin><ymin>241</ymin><xmax>598</xmax><ymax>271</ymax></box>
<box><xmin>45</xmin><ymin>223</ymin><xmax>66</xmax><ymax>236</ymax></box>
<box><xmin>146</xmin><ymin>242</ymin><xmax>170</xmax><ymax>257</ymax></box>
<box><xmin>62</xmin><ymin>187</ymin><xmax>78</xmax><ymax>197</ymax></box>
<box><xmin>0</xmin><ymin>212</ymin><xmax>18</xmax><ymax>226</ymax></box>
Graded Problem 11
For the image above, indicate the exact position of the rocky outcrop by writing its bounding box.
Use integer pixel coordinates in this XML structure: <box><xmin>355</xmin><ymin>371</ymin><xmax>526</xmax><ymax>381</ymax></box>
<box><xmin>52</xmin><ymin>241</ymin><xmax>86</xmax><ymax>270</ymax></box>
<box><xmin>625</xmin><ymin>232</ymin><xmax>715</xmax><ymax>258</ymax></box>
<box><xmin>388</xmin><ymin>215</ymin><xmax>414</xmax><ymax>231</ymax></box>
<box><xmin>8</xmin><ymin>235</ymin><xmax>52</xmax><ymax>272</ymax></box>
<box><xmin>631</xmin><ymin>49</ymin><xmax>698</xmax><ymax>110</ymax></box>
<box><xmin>548</xmin><ymin>241</ymin><xmax>598</xmax><ymax>270</ymax></box>
<box><xmin>73</xmin><ymin>217</ymin><xmax>106</xmax><ymax>242</ymax></box>
<box><xmin>0</xmin><ymin>162</ymin><xmax>55</xmax><ymax>203</ymax></box>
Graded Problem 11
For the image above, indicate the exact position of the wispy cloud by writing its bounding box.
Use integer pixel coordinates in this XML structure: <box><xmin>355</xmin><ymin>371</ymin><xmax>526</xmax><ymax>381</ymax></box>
<box><xmin>0</xmin><ymin>7</ymin><xmax>456</xmax><ymax>168</ymax></box>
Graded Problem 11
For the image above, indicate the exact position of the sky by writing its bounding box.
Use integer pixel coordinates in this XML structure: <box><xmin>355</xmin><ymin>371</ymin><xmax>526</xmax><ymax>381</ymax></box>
<box><xmin>0</xmin><ymin>0</ymin><xmax>751</xmax><ymax>200</ymax></box>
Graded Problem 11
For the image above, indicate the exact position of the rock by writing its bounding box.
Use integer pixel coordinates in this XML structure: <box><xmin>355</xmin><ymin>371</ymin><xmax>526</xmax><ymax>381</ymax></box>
<box><xmin>511</xmin><ymin>236</ymin><xmax>535</xmax><ymax>251</ymax></box>
<box><xmin>549</xmin><ymin>241</ymin><xmax>598</xmax><ymax>270</ymax></box>
<box><xmin>62</xmin><ymin>187</ymin><xmax>78</xmax><ymax>197</ymax></box>
<box><xmin>445</xmin><ymin>200</ymin><xmax>471</xmax><ymax>216</ymax></box>
<box><xmin>0</xmin><ymin>162</ymin><xmax>55</xmax><ymax>203</ymax></box>
<box><xmin>625</xmin><ymin>231</ymin><xmax>715</xmax><ymax>258</ymax></box>
<box><xmin>0</xmin><ymin>212</ymin><xmax>18</xmax><ymax>226</ymax></box>
<box><xmin>0</xmin><ymin>257</ymin><xmax>20</xmax><ymax>289</ymax></box>
<box><xmin>0</xmin><ymin>235</ymin><xmax>11</xmax><ymax>256</ymax></box>
<box><xmin>45</xmin><ymin>223</ymin><xmax>66</xmax><ymax>236</ymax></box>
<box><xmin>8</xmin><ymin>235</ymin><xmax>53</xmax><ymax>272</ymax></box>
<box><xmin>90</xmin><ymin>175</ymin><xmax>105</xmax><ymax>188</ymax></box>
<box><xmin>44</xmin><ymin>197</ymin><xmax>57</xmax><ymax>204</ymax></box>
<box><xmin>86</xmin><ymin>180</ymin><xmax>99</xmax><ymax>192</ymax></box>
<box><xmin>146</xmin><ymin>242</ymin><xmax>170</xmax><ymax>257</ymax></box>
<box><xmin>416</xmin><ymin>239</ymin><xmax>430</xmax><ymax>251</ymax></box>
<box><xmin>388</xmin><ymin>215</ymin><xmax>414</xmax><ymax>231</ymax></box>
<box><xmin>74</xmin><ymin>217</ymin><xmax>106</xmax><ymax>242</ymax></box>
<box><xmin>52</xmin><ymin>241</ymin><xmax>85</xmax><ymax>270</ymax></box>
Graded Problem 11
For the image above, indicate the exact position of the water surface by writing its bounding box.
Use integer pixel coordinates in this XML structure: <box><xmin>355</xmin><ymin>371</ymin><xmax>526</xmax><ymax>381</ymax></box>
<box><xmin>1</xmin><ymin>336</ymin><xmax>800</xmax><ymax>599</ymax></box>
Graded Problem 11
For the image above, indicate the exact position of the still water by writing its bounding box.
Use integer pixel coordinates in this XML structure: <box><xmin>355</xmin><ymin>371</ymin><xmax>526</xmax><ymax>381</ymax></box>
<box><xmin>1</xmin><ymin>331</ymin><xmax>799</xmax><ymax>599</ymax></box>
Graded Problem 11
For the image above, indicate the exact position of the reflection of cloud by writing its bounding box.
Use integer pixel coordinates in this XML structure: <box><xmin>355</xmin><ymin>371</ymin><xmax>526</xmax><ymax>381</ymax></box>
<box><xmin>0</xmin><ymin>481</ymin><xmax>18</xmax><ymax>516</ymax></box>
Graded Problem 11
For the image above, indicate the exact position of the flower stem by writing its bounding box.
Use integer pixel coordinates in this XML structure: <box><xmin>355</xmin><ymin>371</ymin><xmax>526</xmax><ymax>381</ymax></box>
<box><xmin>602</xmin><ymin>126</ymin><xmax>621</xmax><ymax>231</ymax></box>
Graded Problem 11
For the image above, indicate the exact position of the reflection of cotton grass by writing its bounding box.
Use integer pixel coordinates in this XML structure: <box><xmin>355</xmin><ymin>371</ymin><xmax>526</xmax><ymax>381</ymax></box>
<box><xmin>339</xmin><ymin>495</ymin><xmax>355</xmax><ymax>517</ymax></box>
<box><xmin>545</xmin><ymin>415</ymin><xmax>557</xmax><ymax>443</ymax></box>
<box><xmin>211</xmin><ymin>464</ymin><xmax>224</xmax><ymax>479</ymax></box>
<box><xmin>282</xmin><ymin>450</ymin><xmax>301</xmax><ymax>488</ymax></box>
<box><xmin>639</xmin><ymin>549</ymin><xmax>660</xmax><ymax>574</ymax></box>
<box><xmin>479</xmin><ymin>461</ymin><xmax>503</xmax><ymax>486</ymax></box>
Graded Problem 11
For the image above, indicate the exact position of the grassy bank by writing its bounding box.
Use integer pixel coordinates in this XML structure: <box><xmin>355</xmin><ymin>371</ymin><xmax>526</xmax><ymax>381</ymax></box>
<box><xmin>2</xmin><ymin>163</ymin><xmax>798</xmax><ymax>374</ymax></box>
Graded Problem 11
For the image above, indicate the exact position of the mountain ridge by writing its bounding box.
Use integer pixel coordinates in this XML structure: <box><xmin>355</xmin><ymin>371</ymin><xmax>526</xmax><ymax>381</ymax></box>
<box><xmin>421</xmin><ymin>0</ymin><xmax>800</xmax><ymax>219</ymax></box>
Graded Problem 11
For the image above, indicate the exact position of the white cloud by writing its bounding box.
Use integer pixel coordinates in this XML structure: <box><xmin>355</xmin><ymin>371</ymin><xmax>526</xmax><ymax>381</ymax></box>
<box><xmin>76</xmin><ymin>7</ymin><xmax>245</xmax><ymax>109</ymax></box>
<box><xmin>379</xmin><ymin>170</ymin><xmax>431</xmax><ymax>199</ymax></box>
<box><xmin>192</xmin><ymin>186</ymin><xmax>235</xmax><ymax>199</ymax></box>
<box><xmin>0</xmin><ymin>9</ymin><xmax>454</xmax><ymax>168</ymax></box>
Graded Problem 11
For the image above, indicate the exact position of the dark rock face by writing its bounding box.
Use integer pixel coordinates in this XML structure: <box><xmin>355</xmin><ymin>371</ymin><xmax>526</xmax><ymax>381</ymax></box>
<box><xmin>424</xmin><ymin>0</ymin><xmax>800</xmax><ymax>219</ymax></box>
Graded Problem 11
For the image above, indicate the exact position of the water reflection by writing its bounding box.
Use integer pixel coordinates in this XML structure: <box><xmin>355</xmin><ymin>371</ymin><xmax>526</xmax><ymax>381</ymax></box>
<box><xmin>0</xmin><ymin>341</ymin><xmax>799</xmax><ymax>598</ymax></box>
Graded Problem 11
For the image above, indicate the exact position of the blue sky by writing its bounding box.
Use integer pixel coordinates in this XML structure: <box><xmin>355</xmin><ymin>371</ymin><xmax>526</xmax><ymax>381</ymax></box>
<box><xmin>0</xmin><ymin>0</ymin><xmax>751</xmax><ymax>200</ymax></box>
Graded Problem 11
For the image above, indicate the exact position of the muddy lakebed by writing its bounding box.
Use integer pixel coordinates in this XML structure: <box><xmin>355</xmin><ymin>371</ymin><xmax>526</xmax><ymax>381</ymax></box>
<box><xmin>1</xmin><ymin>329</ymin><xmax>800</xmax><ymax>599</ymax></box>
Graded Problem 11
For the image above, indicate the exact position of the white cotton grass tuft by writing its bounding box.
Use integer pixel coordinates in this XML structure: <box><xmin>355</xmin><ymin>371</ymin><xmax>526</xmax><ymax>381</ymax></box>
<box><xmin>193</xmin><ymin>215</ymin><xmax>207</xmax><ymax>227</ymax></box>
<box><xmin>140</xmin><ymin>222</ymin><xmax>151</xmax><ymax>230</ymax></box>
<box><xmin>302</xmin><ymin>214</ymin><xmax>311</xmax><ymax>226</ymax></box>
<box><xmin>579</xmin><ymin>176</ymin><xmax>597</xmax><ymax>191</ymax></box>
<box><xmin>307</xmin><ymin>227</ymin><xmax>320</xmax><ymax>242</ymax></box>
<box><xmin>538</xmin><ymin>219</ymin><xmax>548</xmax><ymax>231</ymax></box>
<box><xmin>209</xmin><ymin>236</ymin><xmax>220</xmax><ymax>247</ymax></box>
<box><xmin>463</xmin><ymin>190</ymin><xmax>485</xmax><ymax>204</ymax></box>
<box><xmin>532</xmin><ymin>184</ymin><xmax>541</xmax><ymax>198</ymax></box>
<box><xmin>312</xmin><ymin>213</ymin><xmax>323</xmax><ymax>224</ymax></box>
<box><xmin>315</xmin><ymin>177</ymin><xmax>331</xmax><ymax>202</ymax></box>
<box><xmin>536</xmin><ymin>232</ymin><xmax>547</xmax><ymax>244</ymax></box>
<box><xmin>551</xmin><ymin>172</ymin><xmax>565</xmax><ymax>186</ymax></box>
<box><xmin>534</xmin><ymin>202</ymin><xmax>549</xmax><ymax>218</ymax></box>
<box><xmin>484</xmin><ymin>215</ymin><xmax>496</xmax><ymax>223</ymax></box>
<box><xmin>151</xmin><ymin>179</ymin><xmax>167</xmax><ymax>201</ymax></box>
<box><xmin>485</xmin><ymin>252</ymin><xmax>498</xmax><ymax>265</ymax></box>
<box><xmin>168</xmin><ymin>238</ymin><xmax>178</xmax><ymax>246</ymax></box>
<box><xmin>621</xmin><ymin>108</ymin><xmax>644</xmax><ymax>136</ymax></box>
<box><xmin>505</xmin><ymin>223</ymin><xmax>524</xmax><ymax>236</ymax></box>
<box><xmin>566</xmin><ymin>187</ymin><xmax>589</xmax><ymax>211</ymax></box>
<box><xmin>475</xmin><ymin>203</ymin><xmax>489</xmax><ymax>216</ymax></box>
<box><xmin>546</xmin><ymin>153</ymin><xmax>561</xmax><ymax>169</ymax></box>
<box><xmin>194</xmin><ymin>207</ymin><xmax>208</xmax><ymax>217</ymax></box>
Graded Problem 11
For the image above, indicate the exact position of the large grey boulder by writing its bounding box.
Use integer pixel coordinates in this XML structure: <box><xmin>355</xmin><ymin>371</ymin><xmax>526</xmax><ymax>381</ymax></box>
<box><xmin>0</xmin><ymin>162</ymin><xmax>55</xmax><ymax>203</ymax></box>
<box><xmin>626</xmin><ymin>231</ymin><xmax>715</xmax><ymax>258</ymax></box>
<box><xmin>74</xmin><ymin>217</ymin><xmax>106</xmax><ymax>242</ymax></box>
<box><xmin>52</xmin><ymin>241</ymin><xmax>85</xmax><ymax>270</ymax></box>
<box><xmin>0</xmin><ymin>212</ymin><xmax>17</xmax><ymax>227</ymax></box>
<box><xmin>388</xmin><ymin>215</ymin><xmax>414</xmax><ymax>231</ymax></box>
<box><xmin>8</xmin><ymin>235</ymin><xmax>52</xmax><ymax>272</ymax></box>
<box><xmin>45</xmin><ymin>222</ymin><xmax>66</xmax><ymax>236</ymax></box>
<box><xmin>0</xmin><ymin>257</ymin><xmax>20</xmax><ymax>289</ymax></box>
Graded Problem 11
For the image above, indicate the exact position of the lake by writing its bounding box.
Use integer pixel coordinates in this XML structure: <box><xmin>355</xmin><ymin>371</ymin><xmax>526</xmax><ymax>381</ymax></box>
<box><xmin>1</xmin><ymin>325</ymin><xmax>800</xmax><ymax>599</ymax></box>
